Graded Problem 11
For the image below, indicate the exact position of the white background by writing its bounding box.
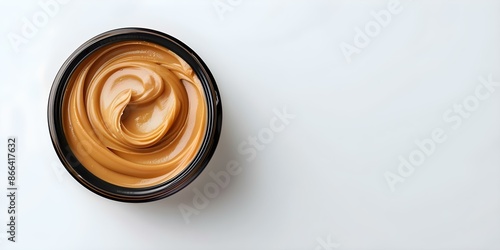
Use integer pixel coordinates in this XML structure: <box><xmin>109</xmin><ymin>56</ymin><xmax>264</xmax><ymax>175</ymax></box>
<box><xmin>1</xmin><ymin>0</ymin><xmax>500</xmax><ymax>249</ymax></box>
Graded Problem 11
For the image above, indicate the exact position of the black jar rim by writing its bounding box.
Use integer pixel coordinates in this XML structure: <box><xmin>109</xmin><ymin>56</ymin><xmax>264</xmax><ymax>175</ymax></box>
<box><xmin>47</xmin><ymin>27</ymin><xmax>223</xmax><ymax>203</ymax></box>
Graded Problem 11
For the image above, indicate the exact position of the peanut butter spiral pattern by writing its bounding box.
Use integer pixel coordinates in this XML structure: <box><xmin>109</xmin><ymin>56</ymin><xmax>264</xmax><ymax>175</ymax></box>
<box><xmin>63</xmin><ymin>41</ymin><xmax>207</xmax><ymax>188</ymax></box>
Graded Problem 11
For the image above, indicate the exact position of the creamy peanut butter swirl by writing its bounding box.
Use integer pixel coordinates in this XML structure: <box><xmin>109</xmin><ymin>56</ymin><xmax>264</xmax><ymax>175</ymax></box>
<box><xmin>62</xmin><ymin>41</ymin><xmax>207</xmax><ymax>188</ymax></box>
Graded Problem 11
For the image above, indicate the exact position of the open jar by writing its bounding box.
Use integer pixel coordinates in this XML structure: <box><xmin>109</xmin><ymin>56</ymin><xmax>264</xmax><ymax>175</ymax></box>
<box><xmin>47</xmin><ymin>28</ymin><xmax>222</xmax><ymax>202</ymax></box>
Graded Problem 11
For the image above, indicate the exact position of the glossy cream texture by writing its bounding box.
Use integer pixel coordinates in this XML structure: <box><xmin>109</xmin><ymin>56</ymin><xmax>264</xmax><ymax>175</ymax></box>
<box><xmin>62</xmin><ymin>41</ymin><xmax>207</xmax><ymax>188</ymax></box>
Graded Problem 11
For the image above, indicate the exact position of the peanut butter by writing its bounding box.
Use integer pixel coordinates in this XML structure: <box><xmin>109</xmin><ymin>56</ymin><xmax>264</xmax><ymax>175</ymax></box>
<box><xmin>62</xmin><ymin>41</ymin><xmax>207</xmax><ymax>188</ymax></box>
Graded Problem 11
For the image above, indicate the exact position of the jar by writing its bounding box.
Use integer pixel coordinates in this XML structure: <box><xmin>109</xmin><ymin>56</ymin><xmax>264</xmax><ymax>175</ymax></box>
<box><xmin>47</xmin><ymin>28</ymin><xmax>222</xmax><ymax>202</ymax></box>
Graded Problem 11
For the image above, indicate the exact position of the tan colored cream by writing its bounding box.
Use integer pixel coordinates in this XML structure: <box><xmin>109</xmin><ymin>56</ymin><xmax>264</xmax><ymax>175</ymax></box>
<box><xmin>62</xmin><ymin>41</ymin><xmax>207</xmax><ymax>188</ymax></box>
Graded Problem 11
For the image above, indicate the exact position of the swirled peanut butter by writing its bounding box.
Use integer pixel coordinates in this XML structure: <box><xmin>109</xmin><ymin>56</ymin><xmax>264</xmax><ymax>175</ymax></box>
<box><xmin>62</xmin><ymin>41</ymin><xmax>207</xmax><ymax>188</ymax></box>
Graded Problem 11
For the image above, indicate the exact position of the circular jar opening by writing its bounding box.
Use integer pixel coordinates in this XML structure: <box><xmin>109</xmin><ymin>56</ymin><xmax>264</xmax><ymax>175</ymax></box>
<box><xmin>48</xmin><ymin>28</ymin><xmax>222</xmax><ymax>202</ymax></box>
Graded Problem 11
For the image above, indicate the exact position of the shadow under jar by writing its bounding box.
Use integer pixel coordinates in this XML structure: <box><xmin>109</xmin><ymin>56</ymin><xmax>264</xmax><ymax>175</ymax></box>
<box><xmin>47</xmin><ymin>28</ymin><xmax>222</xmax><ymax>202</ymax></box>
